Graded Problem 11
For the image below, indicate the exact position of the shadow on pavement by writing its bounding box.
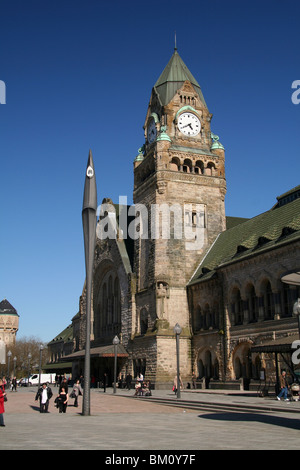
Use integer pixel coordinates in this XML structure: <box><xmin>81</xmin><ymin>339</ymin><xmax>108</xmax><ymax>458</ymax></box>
<box><xmin>29</xmin><ymin>405</ymin><xmax>42</xmax><ymax>412</ymax></box>
<box><xmin>199</xmin><ymin>412</ymin><xmax>300</xmax><ymax>430</ymax></box>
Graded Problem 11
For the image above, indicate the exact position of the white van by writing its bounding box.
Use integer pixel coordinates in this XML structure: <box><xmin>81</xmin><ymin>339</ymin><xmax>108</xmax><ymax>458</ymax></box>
<box><xmin>28</xmin><ymin>373</ymin><xmax>56</xmax><ymax>385</ymax></box>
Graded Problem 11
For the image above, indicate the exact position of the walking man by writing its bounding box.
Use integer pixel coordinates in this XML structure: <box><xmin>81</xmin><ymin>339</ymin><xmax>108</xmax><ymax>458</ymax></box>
<box><xmin>35</xmin><ymin>382</ymin><xmax>53</xmax><ymax>413</ymax></box>
<box><xmin>277</xmin><ymin>371</ymin><xmax>289</xmax><ymax>401</ymax></box>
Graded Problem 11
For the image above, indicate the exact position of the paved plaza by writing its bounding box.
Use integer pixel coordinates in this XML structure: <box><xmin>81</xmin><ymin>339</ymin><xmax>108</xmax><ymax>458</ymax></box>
<box><xmin>1</xmin><ymin>386</ymin><xmax>300</xmax><ymax>451</ymax></box>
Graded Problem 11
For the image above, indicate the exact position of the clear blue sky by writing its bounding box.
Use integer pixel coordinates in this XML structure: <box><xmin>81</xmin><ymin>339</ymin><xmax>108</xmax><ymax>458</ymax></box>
<box><xmin>1</xmin><ymin>0</ymin><xmax>299</xmax><ymax>342</ymax></box>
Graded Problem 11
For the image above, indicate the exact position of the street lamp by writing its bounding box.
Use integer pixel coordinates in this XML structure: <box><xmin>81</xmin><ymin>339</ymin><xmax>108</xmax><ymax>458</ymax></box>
<box><xmin>113</xmin><ymin>335</ymin><xmax>120</xmax><ymax>394</ymax></box>
<box><xmin>7</xmin><ymin>350</ymin><xmax>12</xmax><ymax>381</ymax></box>
<box><xmin>174</xmin><ymin>323</ymin><xmax>182</xmax><ymax>399</ymax></box>
<box><xmin>293</xmin><ymin>298</ymin><xmax>300</xmax><ymax>338</ymax></box>
<box><xmin>27</xmin><ymin>353</ymin><xmax>32</xmax><ymax>387</ymax></box>
<box><xmin>38</xmin><ymin>344</ymin><xmax>44</xmax><ymax>388</ymax></box>
<box><xmin>82</xmin><ymin>150</ymin><xmax>97</xmax><ymax>416</ymax></box>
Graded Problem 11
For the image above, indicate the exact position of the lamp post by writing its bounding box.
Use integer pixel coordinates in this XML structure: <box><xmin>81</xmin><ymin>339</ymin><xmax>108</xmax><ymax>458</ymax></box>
<box><xmin>27</xmin><ymin>353</ymin><xmax>32</xmax><ymax>387</ymax></box>
<box><xmin>38</xmin><ymin>344</ymin><xmax>44</xmax><ymax>388</ymax></box>
<box><xmin>174</xmin><ymin>323</ymin><xmax>182</xmax><ymax>399</ymax></box>
<box><xmin>113</xmin><ymin>335</ymin><xmax>120</xmax><ymax>394</ymax></box>
<box><xmin>82</xmin><ymin>150</ymin><xmax>97</xmax><ymax>416</ymax></box>
<box><xmin>293</xmin><ymin>298</ymin><xmax>300</xmax><ymax>338</ymax></box>
<box><xmin>7</xmin><ymin>350</ymin><xmax>12</xmax><ymax>381</ymax></box>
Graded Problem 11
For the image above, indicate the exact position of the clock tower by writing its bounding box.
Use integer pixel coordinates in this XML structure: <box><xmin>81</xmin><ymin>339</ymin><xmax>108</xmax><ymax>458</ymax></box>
<box><xmin>132</xmin><ymin>48</ymin><xmax>226</xmax><ymax>386</ymax></box>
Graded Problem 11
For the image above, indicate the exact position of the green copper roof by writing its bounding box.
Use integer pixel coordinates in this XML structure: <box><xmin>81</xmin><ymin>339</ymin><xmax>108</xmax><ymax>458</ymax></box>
<box><xmin>48</xmin><ymin>324</ymin><xmax>73</xmax><ymax>344</ymax></box>
<box><xmin>154</xmin><ymin>49</ymin><xmax>207</xmax><ymax>108</ymax></box>
<box><xmin>189</xmin><ymin>195</ymin><xmax>300</xmax><ymax>285</ymax></box>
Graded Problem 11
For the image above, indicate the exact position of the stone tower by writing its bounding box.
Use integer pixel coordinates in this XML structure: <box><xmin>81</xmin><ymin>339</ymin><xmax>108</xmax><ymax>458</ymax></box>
<box><xmin>0</xmin><ymin>299</ymin><xmax>19</xmax><ymax>346</ymax></box>
<box><xmin>132</xmin><ymin>49</ymin><xmax>227</xmax><ymax>386</ymax></box>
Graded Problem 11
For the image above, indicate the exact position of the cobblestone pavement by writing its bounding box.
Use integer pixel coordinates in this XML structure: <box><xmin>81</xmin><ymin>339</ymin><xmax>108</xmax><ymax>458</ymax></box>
<box><xmin>1</xmin><ymin>387</ymin><xmax>300</xmax><ymax>451</ymax></box>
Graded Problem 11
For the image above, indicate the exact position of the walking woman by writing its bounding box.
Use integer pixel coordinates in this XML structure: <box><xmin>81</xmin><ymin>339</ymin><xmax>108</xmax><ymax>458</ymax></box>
<box><xmin>72</xmin><ymin>379</ymin><xmax>83</xmax><ymax>408</ymax></box>
<box><xmin>0</xmin><ymin>378</ymin><xmax>7</xmax><ymax>427</ymax></box>
<box><xmin>57</xmin><ymin>386</ymin><xmax>69</xmax><ymax>413</ymax></box>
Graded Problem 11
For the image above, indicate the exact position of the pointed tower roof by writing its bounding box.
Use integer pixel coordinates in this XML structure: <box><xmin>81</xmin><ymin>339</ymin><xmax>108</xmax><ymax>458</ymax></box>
<box><xmin>154</xmin><ymin>49</ymin><xmax>208</xmax><ymax>108</ymax></box>
<box><xmin>0</xmin><ymin>299</ymin><xmax>19</xmax><ymax>316</ymax></box>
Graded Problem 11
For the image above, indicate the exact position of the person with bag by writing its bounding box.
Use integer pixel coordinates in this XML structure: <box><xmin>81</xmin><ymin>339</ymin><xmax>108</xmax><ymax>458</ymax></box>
<box><xmin>56</xmin><ymin>386</ymin><xmax>69</xmax><ymax>413</ymax></box>
<box><xmin>71</xmin><ymin>379</ymin><xmax>83</xmax><ymax>407</ymax></box>
<box><xmin>0</xmin><ymin>378</ymin><xmax>7</xmax><ymax>427</ymax></box>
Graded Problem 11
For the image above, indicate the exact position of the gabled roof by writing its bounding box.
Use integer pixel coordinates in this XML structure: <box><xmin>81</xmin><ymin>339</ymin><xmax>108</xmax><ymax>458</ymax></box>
<box><xmin>0</xmin><ymin>299</ymin><xmax>19</xmax><ymax>316</ymax></box>
<box><xmin>48</xmin><ymin>324</ymin><xmax>73</xmax><ymax>344</ymax></box>
<box><xmin>154</xmin><ymin>49</ymin><xmax>208</xmax><ymax>108</ymax></box>
<box><xmin>189</xmin><ymin>193</ymin><xmax>300</xmax><ymax>285</ymax></box>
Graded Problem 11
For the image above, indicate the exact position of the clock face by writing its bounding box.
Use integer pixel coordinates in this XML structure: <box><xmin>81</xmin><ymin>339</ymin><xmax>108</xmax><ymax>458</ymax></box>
<box><xmin>178</xmin><ymin>112</ymin><xmax>201</xmax><ymax>137</ymax></box>
<box><xmin>147</xmin><ymin>119</ymin><xmax>157</xmax><ymax>143</ymax></box>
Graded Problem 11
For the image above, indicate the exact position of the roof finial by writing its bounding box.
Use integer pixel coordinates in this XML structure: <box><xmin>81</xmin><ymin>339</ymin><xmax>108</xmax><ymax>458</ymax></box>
<box><xmin>174</xmin><ymin>31</ymin><xmax>177</xmax><ymax>51</ymax></box>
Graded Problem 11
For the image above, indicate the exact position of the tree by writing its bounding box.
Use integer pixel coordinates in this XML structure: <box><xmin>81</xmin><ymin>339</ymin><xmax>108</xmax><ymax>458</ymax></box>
<box><xmin>1</xmin><ymin>336</ymin><xmax>48</xmax><ymax>379</ymax></box>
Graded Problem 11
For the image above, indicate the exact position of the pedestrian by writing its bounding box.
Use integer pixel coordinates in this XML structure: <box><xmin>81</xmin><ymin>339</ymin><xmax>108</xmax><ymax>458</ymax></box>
<box><xmin>277</xmin><ymin>370</ymin><xmax>290</xmax><ymax>401</ymax></box>
<box><xmin>103</xmin><ymin>373</ymin><xmax>108</xmax><ymax>393</ymax></box>
<box><xmin>138</xmin><ymin>372</ymin><xmax>143</xmax><ymax>383</ymax></box>
<box><xmin>11</xmin><ymin>377</ymin><xmax>17</xmax><ymax>392</ymax></box>
<box><xmin>59</xmin><ymin>377</ymin><xmax>69</xmax><ymax>394</ymax></box>
<box><xmin>126</xmin><ymin>373</ymin><xmax>132</xmax><ymax>390</ymax></box>
<box><xmin>173</xmin><ymin>375</ymin><xmax>184</xmax><ymax>394</ymax></box>
<box><xmin>35</xmin><ymin>382</ymin><xmax>53</xmax><ymax>413</ymax></box>
<box><xmin>56</xmin><ymin>386</ymin><xmax>69</xmax><ymax>413</ymax></box>
<box><xmin>134</xmin><ymin>380</ymin><xmax>142</xmax><ymax>396</ymax></box>
<box><xmin>2</xmin><ymin>377</ymin><xmax>7</xmax><ymax>390</ymax></box>
<box><xmin>0</xmin><ymin>379</ymin><xmax>6</xmax><ymax>427</ymax></box>
<box><xmin>91</xmin><ymin>375</ymin><xmax>96</xmax><ymax>388</ymax></box>
<box><xmin>71</xmin><ymin>379</ymin><xmax>83</xmax><ymax>407</ymax></box>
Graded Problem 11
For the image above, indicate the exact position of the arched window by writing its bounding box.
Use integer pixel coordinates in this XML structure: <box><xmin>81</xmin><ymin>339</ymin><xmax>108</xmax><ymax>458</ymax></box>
<box><xmin>102</xmin><ymin>283</ymin><xmax>107</xmax><ymax>327</ymax></box>
<box><xmin>140</xmin><ymin>308</ymin><xmax>148</xmax><ymax>335</ymax></box>
<box><xmin>108</xmin><ymin>276</ymin><xmax>113</xmax><ymax>324</ymax></box>
<box><xmin>205</xmin><ymin>162</ymin><xmax>216</xmax><ymax>176</ymax></box>
<box><xmin>262</xmin><ymin>280</ymin><xmax>273</xmax><ymax>320</ymax></box>
<box><xmin>247</xmin><ymin>284</ymin><xmax>258</xmax><ymax>323</ymax></box>
<box><xmin>281</xmin><ymin>283</ymin><xmax>296</xmax><ymax>317</ymax></box>
<box><xmin>170</xmin><ymin>157</ymin><xmax>180</xmax><ymax>171</ymax></box>
<box><xmin>183</xmin><ymin>159</ymin><xmax>192</xmax><ymax>173</ymax></box>
<box><xmin>231</xmin><ymin>288</ymin><xmax>243</xmax><ymax>325</ymax></box>
<box><xmin>113</xmin><ymin>277</ymin><xmax>121</xmax><ymax>324</ymax></box>
<box><xmin>195</xmin><ymin>160</ymin><xmax>204</xmax><ymax>174</ymax></box>
<box><xmin>193</xmin><ymin>305</ymin><xmax>202</xmax><ymax>331</ymax></box>
<box><xmin>204</xmin><ymin>303</ymin><xmax>211</xmax><ymax>329</ymax></box>
<box><xmin>197</xmin><ymin>359</ymin><xmax>204</xmax><ymax>378</ymax></box>
<box><xmin>93</xmin><ymin>270</ymin><xmax>122</xmax><ymax>340</ymax></box>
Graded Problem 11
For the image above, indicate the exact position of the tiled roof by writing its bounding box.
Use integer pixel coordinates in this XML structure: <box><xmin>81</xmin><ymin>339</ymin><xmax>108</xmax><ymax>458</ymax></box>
<box><xmin>189</xmin><ymin>196</ymin><xmax>300</xmax><ymax>285</ymax></box>
<box><xmin>48</xmin><ymin>324</ymin><xmax>73</xmax><ymax>344</ymax></box>
<box><xmin>0</xmin><ymin>299</ymin><xmax>19</xmax><ymax>316</ymax></box>
<box><xmin>154</xmin><ymin>49</ymin><xmax>207</xmax><ymax>107</ymax></box>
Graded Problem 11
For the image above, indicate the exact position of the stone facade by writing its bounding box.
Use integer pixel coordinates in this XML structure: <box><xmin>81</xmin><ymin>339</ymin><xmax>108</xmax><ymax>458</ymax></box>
<box><xmin>0</xmin><ymin>299</ymin><xmax>19</xmax><ymax>347</ymax></box>
<box><xmin>48</xmin><ymin>50</ymin><xmax>300</xmax><ymax>391</ymax></box>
